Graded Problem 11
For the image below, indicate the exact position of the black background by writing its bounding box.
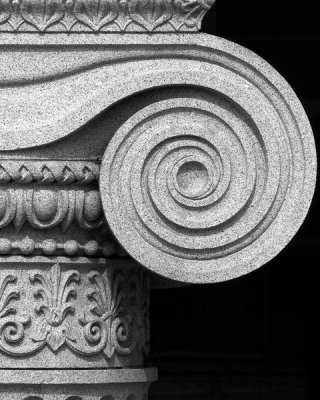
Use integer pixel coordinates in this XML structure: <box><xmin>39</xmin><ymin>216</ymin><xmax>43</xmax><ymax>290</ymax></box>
<box><xmin>149</xmin><ymin>1</ymin><xmax>320</xmax><ymax>399</ymax></box>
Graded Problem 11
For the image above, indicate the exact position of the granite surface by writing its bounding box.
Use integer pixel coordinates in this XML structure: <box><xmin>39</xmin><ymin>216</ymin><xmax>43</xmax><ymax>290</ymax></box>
<box><xmin>97</xmin><ymin>34</ymin><xmax>317</xmax><ymax>283</ymax></box>
<box><xmin>0</xmin><ymin>0</ymin><xmax>216</xmax><ymax>32</ymax></box>
<box><xmin>0</xmin><ymin>368</ymin><xmax>157</xmax><ymax>400</ymax></box>
<box><xmin>0</xmin><ymin>33</ymin><xmax>316</xmax><ymax>285</ymax></box>
<box><xmin>0</xmin><ymin>5</ymin><xmax>316</xmax><ymax>397</ymax></box>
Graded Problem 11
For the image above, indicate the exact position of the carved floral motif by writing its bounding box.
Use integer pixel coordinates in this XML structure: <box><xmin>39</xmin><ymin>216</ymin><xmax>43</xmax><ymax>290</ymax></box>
<box><xmin>20</xmin><ymin>0</ymin><xmax>65</xmax><ymax>31</ymax></box>
<box><xmin>30</xmin><ymin>263</ymin><xmax>80</xmax><ymax>351</ymax></box>
<box><xmin>74</xmin><ymin>0</ymin><xmax>119</xmax><ymax>30</ymax></box>
<box><xmin>0</xmin><ymin>274</ymin><xmax>30</xmax><ymax>354</ymax></box>
<box><xmin>78</xmin><ymin>267</ymin><xmax>149</xmax><ymax>358</ymax></box>
<box><xmin>0</xmin><ymin>0</ymin><xmax>215</xmax><ymax>31</ymax></box>
<box><xmin>128</xmin><ymin>0</ymin><xmax>172</xmax><ymax>31</ymax></box>
<box><xmin>0</xmin><ymin>264</ymin><xmax>149</xmax><ymax>361</ymax></box>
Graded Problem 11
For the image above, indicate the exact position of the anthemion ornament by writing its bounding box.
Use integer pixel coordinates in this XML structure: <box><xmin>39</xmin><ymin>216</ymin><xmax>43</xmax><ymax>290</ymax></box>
<box><xmin>0</xmin><ymin>0</ymin><xmax>316</xmax><ymax>398</ymax></box>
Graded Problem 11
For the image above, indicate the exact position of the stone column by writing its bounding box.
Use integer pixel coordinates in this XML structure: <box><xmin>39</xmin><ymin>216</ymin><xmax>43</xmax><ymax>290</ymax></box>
<box><xmin>0</xmin><ymin>0</ymin><xmax>316</xmax><ymax>399</ymax></box>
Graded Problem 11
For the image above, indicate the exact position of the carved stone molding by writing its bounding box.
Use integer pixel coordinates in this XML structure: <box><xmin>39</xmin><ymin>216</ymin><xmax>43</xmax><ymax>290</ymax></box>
<box><xmin>0</xmin><ymin>262</ymin><xmax>149</xmax><ymax>368</ymax></box>
<box><xmin>0</xmin><ymin>160</ymin><xmax>99</xmax><ymax>186</ymax></box>
<box><xmin>0</xmin><ymin>189</ymin><xmax>103</xmax><ymax>232</ymax></box>
<box><xmin>0</xmin><ymin>368</ymin><xmax>157</xmax><ymax>400</ymax></box>
<box><xmin>0</xmin><ymin>158</ymin><xmax>125</xmax><ymax>257</ymax></box>
<box><xmin>0</xmin><ymin>0</ymin><xmax>215</xmax><ymax>32</ymax></box>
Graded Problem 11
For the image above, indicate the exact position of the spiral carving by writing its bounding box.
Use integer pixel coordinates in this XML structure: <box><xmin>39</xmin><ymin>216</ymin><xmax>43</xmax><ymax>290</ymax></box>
<box><xmin>100</xmin><ymin>95</ymin><xmax>316</xmax><ymax>283</ymax></box>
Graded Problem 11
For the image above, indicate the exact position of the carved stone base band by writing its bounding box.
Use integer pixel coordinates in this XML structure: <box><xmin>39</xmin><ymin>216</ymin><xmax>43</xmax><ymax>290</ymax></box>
<box><xmin>0</xmin><ymin>261</ymin><xmax>149</xmax><ymax>368</ymax></box>
<box><xmin>0</xmin><ymin>368</ymin><xmax>158</xmax><ymax>400</ymax></box>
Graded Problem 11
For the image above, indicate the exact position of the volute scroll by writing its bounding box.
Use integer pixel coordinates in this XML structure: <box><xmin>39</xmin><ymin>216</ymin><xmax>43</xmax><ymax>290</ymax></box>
<box><xmin>99</xmin><ymin>39</ymin><xmax>316</xmax><ymax>283</ymax></box>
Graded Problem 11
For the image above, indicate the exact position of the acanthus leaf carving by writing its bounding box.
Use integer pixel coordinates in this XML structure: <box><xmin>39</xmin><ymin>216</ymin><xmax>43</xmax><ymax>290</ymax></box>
<box><xmin>173</xmin><ymin>0</ymin><xmax>212</xmax><ymax>29</ymax></box>
<box><xmin>20</xmin><ymin>0</ymin><xmax>65</xmax><ymax>31</ymax></box>
<box><xmin>79</xmin><ymin>268</ymin><xmax>130</xmax><ymax>358</ymax></box>
<box><xmin>0</xmin><ymin>274</ymin><xmax>30</xmax><ymax>353</ymax></box>
<box><xmin>0</xmin><ymin>0</ymin><xmax>216</xmax><ymax>31</ymax></box>
<box><xmin>76</xmin><ymin>267</ymin><xmax>149</xmax><ymax>359</ymax></box>
<box><xmin>0</xmin><ymin>0</ymin><xmax>11</xmax><ymax>24</ymax></box>
<box><xmin>73</xmin><ymin>0</ymin><xmax>119</xmax><ymax>31</ymax></box>
<box><xmin>128</xmin><ymin>0</ymin><xmax>172</xmax><ymax>31</ymax></box>
<box><xmin>60</xmin><ymin>0</ymin><xmax>77</xmax><ymax>30</ymax></box>
<box><xmin>30</xmin><ymin>263</ymin><xmax>80</xmax><ymax>352</ymax></box>
<box><xmin>0</xmin><ymin>275</ymin><xmax>19</xmax><ymax>318</ymax></box>
<box><xmin>9</xmin><ymin>0</ymin><xmax>25</xmax><ymax>30</ymax></box>
<box><xmin>0</xmin><ymin>265</ymin><xmax>148</xmax><ymax>362</ymax></box>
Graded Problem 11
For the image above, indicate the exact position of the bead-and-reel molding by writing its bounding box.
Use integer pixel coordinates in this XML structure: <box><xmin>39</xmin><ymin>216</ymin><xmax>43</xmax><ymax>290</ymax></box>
<box><xmin>100</xmin><ymin>44</ymin><xmax>316</xmax><ymax>284</ymax></box>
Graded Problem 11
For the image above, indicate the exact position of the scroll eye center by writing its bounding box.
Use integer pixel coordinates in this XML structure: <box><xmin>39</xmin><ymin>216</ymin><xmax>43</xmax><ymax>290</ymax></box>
<box><xmin>176</xmin><ymin>161</ymin><xmax>209</xmax><ymax>198</ymax></box>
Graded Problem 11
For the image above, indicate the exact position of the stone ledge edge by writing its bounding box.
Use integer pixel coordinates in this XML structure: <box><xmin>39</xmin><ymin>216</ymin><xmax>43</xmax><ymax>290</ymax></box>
<box><xmin>0</xmin><ymin>368</ymin><xmax>158</xmax><ymax>384</ymax></box>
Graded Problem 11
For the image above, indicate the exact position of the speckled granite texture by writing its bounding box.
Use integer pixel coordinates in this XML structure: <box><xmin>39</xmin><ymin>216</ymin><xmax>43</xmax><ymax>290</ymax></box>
<box><xmin>0</xmin><ymin>2</ymin><xmax>316</xmax><ymax>396</ymax></box>
<box><xmin>0</xmin><ymin>33</ymin><xmax>316</xmax><ymax>283</ymax></box>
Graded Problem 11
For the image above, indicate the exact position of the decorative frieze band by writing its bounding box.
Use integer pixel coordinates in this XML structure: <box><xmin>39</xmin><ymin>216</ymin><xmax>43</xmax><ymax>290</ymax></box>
<box><xmin>0</xmin><ymin>189</ymin><xmax>103</xmax><ymax>232</ymax></box>
<box><xmin>0</xmin><ymin>0</ymin><xmax>215</xmax><ymax>32</ymax></box>
<box><xmin>0</xmin><ymin>263</ymin><xmax>149</xmax><ymax>367</ymax></box>
<box><xmin>0</xmin><ymin>236</ymin><xmax>118</xmax><ymax>256</ymax></box>
<box><xmin>0</xmin><ymin>161</ymin><xmax>99</xmax><ymax>186</ymax></box>
<box><xmin>0</xmin><ymin>160</ymin><xmax>127</xmax><ymax>258</ymax></box>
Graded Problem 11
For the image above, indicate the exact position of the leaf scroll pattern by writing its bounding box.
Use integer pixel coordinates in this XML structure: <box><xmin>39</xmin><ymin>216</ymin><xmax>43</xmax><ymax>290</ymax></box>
<box><xmin>74</xmin><ymin>0</ymin><xmax>118</xmax><ymax>30</ymax></box>
<box><xmin>128</xmin><ymin>0</ymin><xmax>172</xmax><ymax>31</ymax></box>
<box><xmin>30</xmin><ymin>263</ymin><xmax>80</xmax><ymax>352</ymax></box>
<box><xmin>0</xmin><ymin>274</ymin><xmax>30</xmax><ymax>354</ymax></box>
<box><xmin>0</xmin><ymin>0</ymin><xmax>11</xmax><ymax>24</ymax></box>
<box><xmin>20</xmin><ymin>0</ymin><xmax>65</xmax><ymax>31</ymax></box>
<box><xmin>0</xmin><ymin>0</ymin><xmax>216</xmax><ymax>31</ymax></box>
<box><xmin>76</xmin><ymin>267</ymin><xmax>149</xmax><ymax>358</ymax></box>
<box><xmin>0</xmin><ymin>265</ymin><xmax>148</xmax><ymax>361</ymax></box>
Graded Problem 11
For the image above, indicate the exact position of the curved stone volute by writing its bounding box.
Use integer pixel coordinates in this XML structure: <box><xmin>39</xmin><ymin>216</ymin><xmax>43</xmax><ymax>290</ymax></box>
<box><xmin>0</xmin><ymin>0</ymin><xmax>317</xmax><ymax>398</ymax></box>
<box><xmin>99</xmin><ymin>34</ymin><xmax>317</xmax><ymax>284</ymax></box>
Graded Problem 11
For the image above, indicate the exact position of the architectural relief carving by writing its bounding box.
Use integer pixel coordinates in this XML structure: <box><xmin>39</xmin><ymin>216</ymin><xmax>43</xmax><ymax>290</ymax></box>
<box><xmin>0</xmin><ymin>274</ymin><xmax>30</xmax><ymax>355</ymax></box>
<box><xmin>0</xmin><ymin>161</ymin><xmax>99</xmax><ymax>186</ymax></box>
<box><xmin>0</xmin><ymin>189</ymin><xmax>103</xmax><ymax>232</ymax></box>
<box><xmin>0</xmin><ymin>0</ymin><xmax>215</xmax><ymax>32</ymax></box>
<box><xmin>0</xmin><ymin>0</ymin><xmax>316</xmax><ymax>397</ymax></box>
<box><xmin>0</xmin><ymin>237</ymin><xmax>117</xmax><ymax>257</ymax></box>
<box><xmin>79</xmin><ymin>267</ymin><xmax>149</xmax><ymax>358</ymax></box>
<box><xmin>100</xmin><ymin>72</ymin><xmax>316</xmax><ymax>283</ymax></box>
<box><xmin>0</xmin><ymin>264</ymin><xmax>148</xmax><ymax>363</ymax></box>
<box><xmin>0</xmin><ymin>159</ymin><xmax>122</xmax><ymax>258</ymax></box>
<box><xmin>30</xmin><ymin>263</ymin><xmax>80</xmax><ymax>352</ymax></box>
